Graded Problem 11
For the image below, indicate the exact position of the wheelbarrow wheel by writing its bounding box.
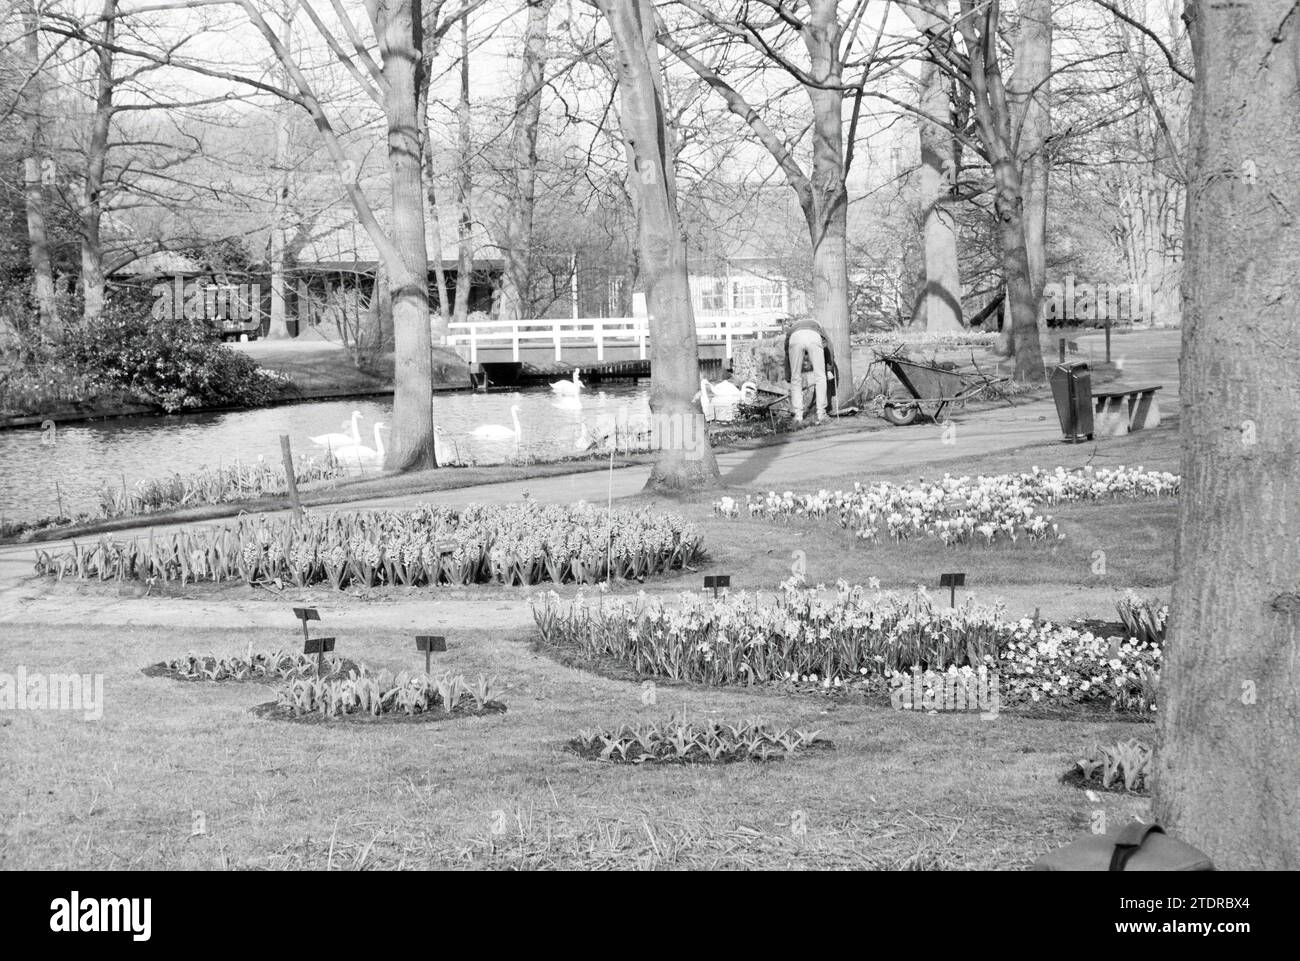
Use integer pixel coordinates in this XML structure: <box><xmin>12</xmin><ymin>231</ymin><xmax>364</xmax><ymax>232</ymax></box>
<box><xmin>883</xmin><ymin>400</ymin><xmax>920</xmax><ymax>426</ymax></box>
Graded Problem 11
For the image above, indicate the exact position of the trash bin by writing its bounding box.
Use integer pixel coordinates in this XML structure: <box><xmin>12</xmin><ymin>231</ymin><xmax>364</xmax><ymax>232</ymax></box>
<box><xmin>1050</xmin><ymin>360</ymin><xmax>1093</xmax><ymax>443</ymax></box>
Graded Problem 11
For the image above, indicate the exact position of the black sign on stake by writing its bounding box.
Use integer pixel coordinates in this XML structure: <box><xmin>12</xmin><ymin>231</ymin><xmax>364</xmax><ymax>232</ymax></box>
<box><xmin>415</xmin><ymin>635</ymin><xmax>447</xmax><ymax>675</ymax></box>
<box><xmin>303</xmin><ymin>636</ymin><xmax>335</xmax><ymax>676</ymax></box>
<box><xmin>293</xmin><ymin>607</ymin><xmax>320</xmax><ymax>646</ymax></box>
<box><xmin>704</xmin><ymin>574</ymin><xmax>731</xmax><ymax>599</ymax></box>
<box><xmin>939</xmin><ymin>572</ymin><xmax>966</xmax><ymax>608</ymax></box>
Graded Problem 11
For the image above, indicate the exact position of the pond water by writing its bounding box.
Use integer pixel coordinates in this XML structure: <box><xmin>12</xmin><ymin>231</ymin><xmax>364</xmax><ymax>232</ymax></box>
<box><xmin>0</xmin><ymin>383</ymin><xmax>653</xmax><ymax>524</ymax></box>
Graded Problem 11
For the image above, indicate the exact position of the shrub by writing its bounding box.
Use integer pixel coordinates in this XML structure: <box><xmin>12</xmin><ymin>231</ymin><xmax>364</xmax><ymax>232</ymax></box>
<box><xmin>61</xmin><ymin>305</ymin><xmax>282</xmax><ymax>412</ymax></box>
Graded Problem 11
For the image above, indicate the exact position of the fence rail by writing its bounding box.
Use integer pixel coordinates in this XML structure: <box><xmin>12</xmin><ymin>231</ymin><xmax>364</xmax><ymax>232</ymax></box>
<box><xmin>446</xmin><ymin>313</ymin><xmax>785</xmax><ymax>364</ymax></box>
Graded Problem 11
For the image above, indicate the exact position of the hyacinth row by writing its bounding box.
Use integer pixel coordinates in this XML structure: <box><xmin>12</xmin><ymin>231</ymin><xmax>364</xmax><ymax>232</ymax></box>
<box><xmin>33</xmin><ymin>501</ymin><xmax>703</xmax><ymax>589</ymax></box>
<box><xmin>97</xmin><ymin>455</ymin><xmax>345</xmax><ymax>520</ymax></box>
<box><xmin>713</xmin><ymin>466</ymin><xmax>1180</xmax><ymax>545</ymax></box>
<box><xmin>532</xmin><ymin>582</ymin><xmax>1162</xmax><ymax>712</ymax></box>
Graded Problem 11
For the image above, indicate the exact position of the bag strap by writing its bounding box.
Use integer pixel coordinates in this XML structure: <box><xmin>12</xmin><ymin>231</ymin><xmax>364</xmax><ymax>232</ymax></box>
<box><xmin>1109</xmin><ymin>823</ymin><xmax>1165</xmax><ymax>871</ymax></box>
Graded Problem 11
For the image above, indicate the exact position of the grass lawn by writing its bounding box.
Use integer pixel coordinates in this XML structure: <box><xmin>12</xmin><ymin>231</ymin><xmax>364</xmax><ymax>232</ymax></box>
<box><xmin>0</xmin><ymin>623</ymin><xmax>1149</xmax><ymax>870</ymax></box>
<box><xmin>0</xmin><ymin>423</ymin><xmax>1178</xmax><ymax>869</ymax></box>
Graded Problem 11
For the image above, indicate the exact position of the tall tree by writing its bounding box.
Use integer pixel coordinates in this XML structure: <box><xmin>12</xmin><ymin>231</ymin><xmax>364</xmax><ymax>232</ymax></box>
<box><xmin>662</xmin><ymin>0</ymin><xmax>889</xmax><ymax>401</ymax></box>
<box><xmin>78</xmin><ymin>0</ymin><xmax>116</xmax><ymax>326</ymax></box>
<box><xmin>377</xmin><ymin>0</ymin><xmax>436</xmax><ymax>468</ymax></box>
<box><xmin>240</xmin><ymin>0</ymin><xmax>438</xmax><ymax>467</ymax></box>
<box><xmin>264</xmin><ymin>1</ymin><xmax>295</xmax><ymax>340</ymax></box>
<box><xmin>1008</xmin><ymin>0</ymin><xmax>1052</xmax><ymax>305</ymax></box>
<box><xmin>592</xmin><ymin>0</ymin><xmax>719</xmax><ymax>491</ymax></box>
<box><xmin>1153</xmin><ymin>0</ymin><xmax>1300</xmax><ymax>869</ymax></box>
<box><xmin>20</xmin><ymin>0</ymin><xmax>60</xmax><ymax>338</ymax></box>
<box><xmin>452</xmin><ymin>12</ymin><xmax>474</xmax><ymax>324</ymax></box>
<box><xmin>883</xmin><ymin>2</ymin><xmax>1047</xmax><ymax>380</ymax></box>
<box><xmin>908</xmin><ymin>0</ymin><xmax>963</xmax><ymax>332</ymax></box>
<box><xmin>497</xmin><ymin>0</ymin><xmax>554</xmax><ymax>322</ymax></box>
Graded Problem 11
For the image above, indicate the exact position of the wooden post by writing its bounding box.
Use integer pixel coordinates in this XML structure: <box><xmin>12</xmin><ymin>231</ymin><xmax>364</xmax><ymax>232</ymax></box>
<box><xmin>280</xmin><ymin>434</ymin><xmax>303</xmax><ymax>518</ymax></box>
<box><xmin>1105</xmin><ymin>315</ymin><xmax>1112</xmax><ymax>363</ymax></box>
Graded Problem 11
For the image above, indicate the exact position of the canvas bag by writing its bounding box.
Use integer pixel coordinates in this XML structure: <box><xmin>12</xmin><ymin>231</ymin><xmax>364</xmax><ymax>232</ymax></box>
<box><xmin>1033</xmin><ymin>822</ymin><xmax>1215</xmax><ymax>871</ymax></box>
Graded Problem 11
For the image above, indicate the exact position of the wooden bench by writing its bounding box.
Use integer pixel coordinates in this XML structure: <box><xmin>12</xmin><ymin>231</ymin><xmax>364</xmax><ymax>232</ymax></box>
<box><xmin>1093</xmin><ymin>385</ymin><xmax>1162</xmax><ymax>436</ymax></box>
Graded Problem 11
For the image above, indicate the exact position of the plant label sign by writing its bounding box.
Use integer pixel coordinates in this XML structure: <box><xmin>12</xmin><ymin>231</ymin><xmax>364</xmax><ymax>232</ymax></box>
<box><xmin>939</xmin><ymin>572</ymin><xmax>966</xmax><ymax>607</ymax></box>
<box><xmin>303</xmin><ymin>636</ymin><xmax>335</xmax><ymax>676</ymax></box>
<box><xmin>303</xmin><ymin>636</ymin><xmax>335</xmax><ymax>655</ymax></box>
<box><xmin>415</xmin><ymin>635</ymin><xmax>447</xmax><ymax>675</ymax></box>
<box><xmin>704</xmin><ymin>574</ymin><xmax>731</xmax><ymax>598</ymax></box>
<box><xmin>293</xmin><ymin>607</ymin><xmax>320</xmax><ymax>646</ymax></box>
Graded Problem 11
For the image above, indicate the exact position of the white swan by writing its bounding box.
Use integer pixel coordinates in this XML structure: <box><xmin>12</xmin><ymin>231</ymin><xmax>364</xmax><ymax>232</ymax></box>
<box><xmin>433</xmin><ymin>425</ymin><xmax>461</xmax><ymax>466</ymax></box>
<box><xmin>471</xmin><ymin>405</ymin><xmax>522</xmax><ymax>444</ymax></box>
<box><xmin>551</xmin><ymin>368</ymin><xmax>584</xmax><ymax>396</ymax></box>
<box><xmin>708</xmin><ymin>379</ymin><xmax>742</xmax><ymax>422</ymax></box>
<box><xmin>574</xmin><ymin>419</ymin><xmax>613</xmax><ymax>452</ymax></box>
<box><xmin>334</xmin><ymin>421</ymin><xmax>387</xmax><ymax>464</ymax></box>
<box><xmin>711</xmin><ymin>380</ymin><xmax>743</xmax><ymax>402</ymax></box>
<box><xmin>310</xmin><ymin>410</ymin><xmax>362</xmax><ymax>449</ymax></box>
<box><xmin>693</xmin><ymin>377</ymin><xmax>715</xmax><ymax>421</ymax></box>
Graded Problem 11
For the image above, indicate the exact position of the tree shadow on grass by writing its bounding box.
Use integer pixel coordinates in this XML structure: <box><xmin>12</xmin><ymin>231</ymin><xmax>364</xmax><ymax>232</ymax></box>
<box><xmin>719</xmin><ymin>428</ymin><xmax>801</xmax><ymax>488</ymax></box>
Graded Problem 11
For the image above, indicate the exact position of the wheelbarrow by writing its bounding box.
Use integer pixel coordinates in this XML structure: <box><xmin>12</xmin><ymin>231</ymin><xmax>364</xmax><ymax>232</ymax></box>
<box><xmin>873</xmin><ymin>349</ymin><xmax>1009</xmax><ymax>426</ymax></box>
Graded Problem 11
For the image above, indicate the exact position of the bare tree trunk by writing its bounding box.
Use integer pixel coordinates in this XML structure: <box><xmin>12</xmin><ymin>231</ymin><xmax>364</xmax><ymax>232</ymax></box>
<box><xmin>803</xmin><ymin>0</ymin><xmax>853</xmax><ymax>402</ymax></box>
<box><xmin>417</xmin><ymin>20</ymin><xmax>451</xmax><ymax>336</ymax></box>
<box><xmin>379</xmin><ymin>0</ymin><xmax>435</xmax><ymax>470</ymax></box>
<box><xmin>959</xmin><ymin>0</ymin><xmax>1046</xmax><ymax>382</ymax></box>
<box><xmin>597</xmin><ymin>0</ymin><xmax>718</xmax><ymax>492</ymax></box>
<box><xmin>497</xmin><ymin>0</ymin><xmax>553</xmax><ymax>322</ymax></box>
<box><xmin>1009</xmin><ymin>0</ymin><xmax>1052</xmax><ymax>304</ymax></box>
<box><xmin>21</xmin><ymin>0</ymin><xmax>59</xmax><ymax>339</ymax></box>
<box><xmin>452</xmin><ymin>14</ymin><xmax>474</xmax><ymax>324</ymax></box>
<box><xmin>914</xmin><ymin>0</ymin><xmax>962</xmax><ymax>333</ymax></box>
<box><xmin>80</xmin><ymin>0</ymin><xmax>116</xmax><ymax>326</ymax></box>
<box><xmin>1152</xmin><ymin>0</ymin><xmax>1300</xmax><ymax>870</ymax></box>
<box><xmin>264</xmin><ymin>4</ymin><xmax>295</xmax><ymax>340</ymax></box>
<box><xmin>375</xmin><ymin>259</ymin><xmax>394</xmax><ymax>351</ymax></box>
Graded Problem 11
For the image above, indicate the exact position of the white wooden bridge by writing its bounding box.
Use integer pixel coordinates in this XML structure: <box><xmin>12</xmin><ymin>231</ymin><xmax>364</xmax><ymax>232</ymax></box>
<box><xmin>447</xmin><ymin>311</ymin><xmax>786</xmax><ymax>367</ymax></box>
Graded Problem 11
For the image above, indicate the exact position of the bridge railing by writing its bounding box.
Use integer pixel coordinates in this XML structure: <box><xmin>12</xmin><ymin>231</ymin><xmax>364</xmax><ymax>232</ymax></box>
<box><xmin>446</xmin><ymin>314</ymin><xmax>785</xmax><ymax>364</ymax></box>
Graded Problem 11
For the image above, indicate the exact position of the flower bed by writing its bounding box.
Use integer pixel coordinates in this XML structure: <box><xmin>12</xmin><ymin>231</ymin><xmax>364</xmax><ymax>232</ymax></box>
<box><xmin>1062</xmin><ymin>739</ymin><xmax>1152</xmax><ymax>795</ymax></box>
<box><xmin>714</xmin><ymin>466</ymin><xmax>1179</xmax><ymax>546</ymax></box>
<box><xmin>533</xmin><ymin>583</ymin><xmax>1161</xmax><ymax>714</ymax></box>
<box><xmin>254</xmin><ymin>669</ymin><xmax>506</xmax><ymax>722</ymax></box>
<box><xmin>98</xmin><ymin>456</ymin><xmax>345</xmax><ymax>520</ymax></box>
<box><xmin>567</xmin><ymin>718</ymin><xmax>829</xmax><ymax>765</ymax></box>
<box><xmin>142</xmin><ymin>650</ymin><xmax>361</xmax><ymax>683</ymax></box>
<box><xmin>34</xmin><ymin>501</ymin><xmax>703</xmax><ymax>589</ymax></box>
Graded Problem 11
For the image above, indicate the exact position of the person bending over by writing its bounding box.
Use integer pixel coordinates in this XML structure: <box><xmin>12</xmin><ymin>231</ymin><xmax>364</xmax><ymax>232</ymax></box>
<box><xmin>783</xmin><ymin>318</ymin><xmax>837</xmax><ymax>422</ymax></box>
